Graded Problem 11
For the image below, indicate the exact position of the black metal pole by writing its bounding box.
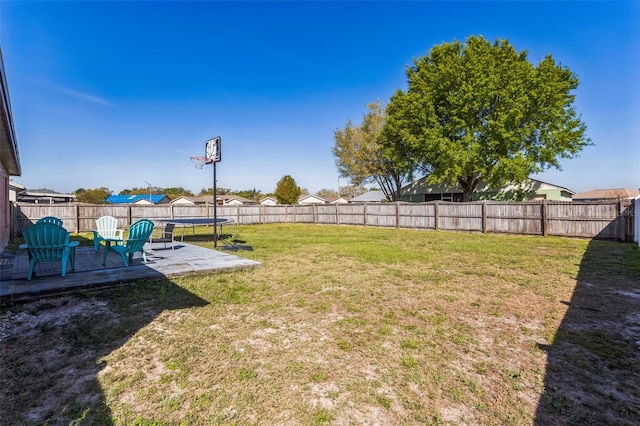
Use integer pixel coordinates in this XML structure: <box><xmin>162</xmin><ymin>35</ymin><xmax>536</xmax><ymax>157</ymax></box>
<box><xmin>213</xmin><ymin>161</ymin><xmax>218</xmax><ymax>248</ymax></box>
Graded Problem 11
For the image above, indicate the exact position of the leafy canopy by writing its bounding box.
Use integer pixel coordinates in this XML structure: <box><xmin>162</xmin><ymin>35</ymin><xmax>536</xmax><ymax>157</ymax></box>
<box><xmin>275</xmin><ymin>175</ymin><xmax>302</xmax><ymax>205</ymax></box>
<box><xmin>333</xmin><ymin>100</ymin><xmax>414</xmax><ymax>201</ymax></box>
<box><xmin>75</xmin><ymin>187</ymin><xmax>112</xmax><ymax>204</ymax></box>
<box><xmin>382</xmin><ymin>35</ymin><xmax>590</xmax><ymax>201</ymax></box>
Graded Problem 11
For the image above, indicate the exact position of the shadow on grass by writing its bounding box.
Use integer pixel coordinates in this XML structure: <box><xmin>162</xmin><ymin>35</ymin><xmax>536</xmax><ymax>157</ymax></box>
<box><xmin>534</xmin><ymin>238</ymin><xmax>640</xmax><ymax>425</ymax></box>
<box><xmin>0</xmin><ymin>279</ymin><xmax>208</xmax><ymax>425</ymax></box>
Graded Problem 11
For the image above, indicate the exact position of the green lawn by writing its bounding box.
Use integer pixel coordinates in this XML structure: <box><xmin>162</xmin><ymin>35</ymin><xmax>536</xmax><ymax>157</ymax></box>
<box><xmin>1</xmin><ymin>224</ymin><xmax>639</xmax><ymax>425</ymax></box>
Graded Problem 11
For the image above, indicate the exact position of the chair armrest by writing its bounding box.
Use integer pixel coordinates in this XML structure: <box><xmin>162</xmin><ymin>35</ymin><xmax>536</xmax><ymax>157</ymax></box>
<box><xmin>19</xmin><ymin>243</ymin><xmax>28</xmax><ymax>250</ymax></box>
<box><xmin>68</xmin><ymin>241</ymin><xmax>80</xmax><ymax>248</ymax></box>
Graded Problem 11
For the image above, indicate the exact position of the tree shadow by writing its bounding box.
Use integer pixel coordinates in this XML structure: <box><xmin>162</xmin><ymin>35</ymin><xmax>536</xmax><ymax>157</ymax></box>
<box><xmin>534</xmin><ymin>221</ymin><xmax>640</xmax><ymax>424</ymax></box>
<box><xmin>0</xmin><ymin>279</ymin><xmax>209</xmax><ymax>425</ymax></box>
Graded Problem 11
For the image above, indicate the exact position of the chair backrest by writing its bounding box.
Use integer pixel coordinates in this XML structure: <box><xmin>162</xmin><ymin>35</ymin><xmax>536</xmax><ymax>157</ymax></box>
<box><xmin>23</xmin><ymin>223</ymin><xmax>69</xmax><ymax>261</ymax></box>
<box><xmin>163</xmin><ymin>223</ymin><xmax>175</xmax><ymax>237</ymax></box>
<box><xmin>96</xmin><ymin>216</ymin><xmax>120</xmax><ymax>238</ymax></box>
<box><xmin>125</xmin><ymin>219</ymin><xmax>155</xmax><ymax>252</ymax></box>
<box><xmin>36</xmin><ymin>216</ymin><xmax>64</xmax><ymax>227</ymax></box>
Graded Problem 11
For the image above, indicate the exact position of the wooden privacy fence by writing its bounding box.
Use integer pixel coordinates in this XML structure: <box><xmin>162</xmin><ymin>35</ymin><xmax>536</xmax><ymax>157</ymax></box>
<box><xmin>10</xmin><ymin>200</ymin><xmax>636</xmax><ymax>241</ymax></box>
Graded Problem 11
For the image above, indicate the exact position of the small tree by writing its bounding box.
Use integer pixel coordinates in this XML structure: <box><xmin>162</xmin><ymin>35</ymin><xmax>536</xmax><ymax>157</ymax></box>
<box><xmin>333</xmin><ymin>100</ymin><xmax>414</xmax><ymax>201</ymax></box>
<box><xmin>275</xmin><ymin>175</ymin><xmax>301</xmax><ymax>205</ymax></box>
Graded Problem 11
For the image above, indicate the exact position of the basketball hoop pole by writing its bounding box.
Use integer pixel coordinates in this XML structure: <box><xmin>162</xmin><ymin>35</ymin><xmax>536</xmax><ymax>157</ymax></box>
<box><xmin>192</xmin><ymin>136</ymin><xmax>221</xmax><ymax>248</ymax></box>
<box><xmin>213</xmin><ymin>160</ymin><xmax>218</xmax><ymax>248</ymax></box>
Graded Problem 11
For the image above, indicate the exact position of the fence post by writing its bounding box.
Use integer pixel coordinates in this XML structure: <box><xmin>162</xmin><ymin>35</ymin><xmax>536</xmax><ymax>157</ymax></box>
<box><xmin>635</xmin><ymin>197</ymin><xmax>640</xmax><ymax>248</ymax></box>
<box><xmin>75</xmin><ymin>204</ymin><xmax>80</xmax><ymax>233</ymax></box>
<box><xmin>10</xmin><ymin>202</ymin><xmax>16</xmax><ymax>238</ymax></box>
<box><xmin>313</xmin><ymin>204</ymin><xmax>317</xmax><ymax>224</ymax></box>
<box><xmin>395</xmin><ymin>202</ymin><xmax>400</xmax><ymax>228</ymax></box>
<box><xmin>482</xmin><ymin>202</ymin><xmax>487</xmax><ymax>233</ymax></box>
<box><xmin>364</xmin><ymin>203</ymin><xmax>368</xmax><ymax>226</ymax></box>
<box><xmin>127</xmin><ymin>205</ymin><xmax>132</xmax><ymax>227</ymax></box>
<box><xmin>336</xmin><ymin>203</ymin><xmax>340</xmax><ymax>225</ymax></box>
<box><xmin>541</xmin><ymin>200</ymin><xmax>548</xmax><ymax>237</ymax></box>
<box><xmin>619</xmin><ymin>200</ymin><xmax>625</xmax><ymax>242</ymax></box>
<box><xmin>434</xmin><ymin>201</ymin><xmax>439</xmax><ymax>231</ymax></box>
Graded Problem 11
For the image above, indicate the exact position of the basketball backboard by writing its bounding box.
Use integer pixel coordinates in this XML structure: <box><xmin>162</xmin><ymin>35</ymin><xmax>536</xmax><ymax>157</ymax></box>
<box><xmin>205</xmin><ymin>137</ymin><xmax>221</xmax><ymax>163</ymax></box>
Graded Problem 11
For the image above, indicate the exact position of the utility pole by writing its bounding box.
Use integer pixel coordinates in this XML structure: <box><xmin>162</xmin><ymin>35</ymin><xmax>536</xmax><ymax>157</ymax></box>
<box><xmin>144</xmin><ymin>181</ymin><xmax>152</xmax><ymax>203</ymax></box>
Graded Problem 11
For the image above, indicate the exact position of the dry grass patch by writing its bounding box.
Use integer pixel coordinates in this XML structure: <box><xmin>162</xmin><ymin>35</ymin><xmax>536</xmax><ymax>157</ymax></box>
<box><xmin>1</xmin><ymin>224</ymin><xmax>639</xmax><ymax>425</ymax></box>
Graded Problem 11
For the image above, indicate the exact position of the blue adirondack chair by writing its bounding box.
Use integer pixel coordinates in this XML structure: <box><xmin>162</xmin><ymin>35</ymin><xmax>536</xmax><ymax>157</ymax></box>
<box><xmin>37</xmin><ymin>216</ymin><xmax>64</xmax><ymax>226</ymax></box>
<box><xmin>22</xmin><ymin>222</ymin><xmax>79</xmax><ymax>280</ymax></box>
<box><xmin>102</xmin><ymin>219</ymin><xmax>155</xmax><ymax>266</ymax></box>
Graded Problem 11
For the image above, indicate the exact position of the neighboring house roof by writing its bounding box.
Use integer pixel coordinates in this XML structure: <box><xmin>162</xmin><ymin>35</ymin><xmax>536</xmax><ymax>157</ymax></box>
<box><xmin>222</xmin><ymin>195</ymin><xmax>254</xmax><ymax>205</ymax></box>
<box><xmin>400</xmin><ymin>177</ymin><xmax>574</xmax><ymax>202</ymax></box>
<box><xmin>9</xmin><ymin>180</ymin><xmax>24</xmax><ymax>192</ymax></box>
<box><xmin>298</xmin><ymin>194</ymin><xmax>326</xmax><ymax>205</ymax></box>
<box><xmin>8</xmin><ymin>181</ymin><xmax>23</xmax><ymax>202</ymax></box>
<box><xmin>107</xmin><ymin>194</ymin><xmax>169</xmax><ymax>204</ymax></box>
<box><xmin>573</xmin><ymin>188</ymin><xmax>640</xmax><ymax>201</ymax></box>
<box><xmin>171</xmin><ymin>195</ymin><xmax>216</xmax><ymax>205</ymax></box>
<box><xmin>0</xmin><ymin>49</ymin><xmax>20</xmax><ymax>176</ymax></box>
<box><xmin>326</xmin><ymin>196</ymin><xmax>351</xmax><ymax>204</ymax></box>
<box><xmin>260</xmin><ymin>197</ymin><xmax>278</xmax><ymax>205</ymax></box>
<box><xmin>350</xmin><ymin>190</ymin><xmax>387</xmax><ymax>203</ymax></box>
<box><xmin>171</xmin><ymin>195</ymin><xmax>250</xmax><ymax>205</ymax></box>
<box><xmin>18</xmin><ymin>189</ymin><xmax>76</xmax><ymax>203</ymax></box>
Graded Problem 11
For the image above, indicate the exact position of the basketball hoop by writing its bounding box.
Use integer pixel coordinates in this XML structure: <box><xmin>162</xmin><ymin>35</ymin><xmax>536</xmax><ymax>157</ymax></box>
<box><xmin>190</xmin><ymin>156</ymin><xmax>212</xmax><ymax>170</ymax></box>
<box><xmin>191</xmin><ymin>136</ymin><xmax>222</xmax><ymax>247</ymax></box>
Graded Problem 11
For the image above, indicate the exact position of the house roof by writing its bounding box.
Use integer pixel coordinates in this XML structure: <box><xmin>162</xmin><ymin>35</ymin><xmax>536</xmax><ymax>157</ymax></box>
<box><xmin>573</xmin><ymin>188</ymin><xmax>640</xmax><ymax>200</ymax></box>
<box><xmin>222</xmin><ymin>194</ymin><xmax>253</xmax><ymax>204</ymax></box>
<box><xmin>171</xmin><ymin>195</ymin><xmax>217</xmax><ymax>204</ymax></box>
<box><xmin>325</xmin><ymin>196</ymin><xmax>351</xmax><ymax>204</ymax></box>
<box><xmin>401</xmin><ymin>177</ymin><xmax>575</xmax><ymax>195</ymax></box>
<box><xmin>9</xmin><ymin>180</ymin><xmax>24</xmax><ymax>191</ymax></box>
<box><xmin>350</xmin><ymin>190</ymin><xmax>387</xmax><ymax>202</ymax></box>
<box><xmin>298</xmin><ymin>194</ymin><xmax>326</xmax><ymax>204</ymax></box>
<box><xmin>0</xmin><ymin>49</ymin><xmax>20</xmax><ymax>176</ymax></box>
<box><xmin>107</xmin><ymin>194</ymin><xmax>168</xmax><ymax>204</ymax></box>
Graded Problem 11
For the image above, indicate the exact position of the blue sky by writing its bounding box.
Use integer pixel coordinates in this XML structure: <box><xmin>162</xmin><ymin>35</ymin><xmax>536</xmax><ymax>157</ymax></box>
<box><xmin>1</xmin><ymin>1</ymin><xmax>638</xmax><ymax>196</ymax></box>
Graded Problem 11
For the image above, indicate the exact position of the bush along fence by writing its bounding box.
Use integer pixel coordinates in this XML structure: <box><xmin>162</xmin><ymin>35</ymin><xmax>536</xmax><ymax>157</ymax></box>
<box><xmin>10</xmin><ymin>200</ymin><xmax>636</xmax><ymax>241</ymax></box>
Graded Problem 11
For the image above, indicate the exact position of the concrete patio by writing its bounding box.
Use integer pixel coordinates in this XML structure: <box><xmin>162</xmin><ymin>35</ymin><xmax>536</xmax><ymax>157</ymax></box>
<box><xmin>0</xmin><ymin>242</ymin><xmax>261</xmax><ymax>303</ymax></box>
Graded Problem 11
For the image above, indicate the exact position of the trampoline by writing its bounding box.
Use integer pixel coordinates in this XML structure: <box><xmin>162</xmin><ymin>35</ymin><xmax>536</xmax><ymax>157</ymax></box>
<box><xmin>153</xmin><ymin>217</ymin><xmax>234</xmax><ymax>242</ymax></box>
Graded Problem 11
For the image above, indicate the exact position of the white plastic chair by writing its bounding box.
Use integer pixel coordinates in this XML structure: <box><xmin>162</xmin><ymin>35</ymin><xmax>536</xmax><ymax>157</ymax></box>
<box><xmin>93</xmin><ymin>215</ymin><xmax>125</xmax><ymax>252</ymax></box>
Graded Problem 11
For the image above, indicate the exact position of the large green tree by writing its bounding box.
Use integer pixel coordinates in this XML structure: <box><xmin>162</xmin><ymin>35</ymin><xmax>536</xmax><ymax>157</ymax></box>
<box><xmin>274</xmin><ymin>175</ymin><xmax>301</xmax><ymax>205</ymax></box>
<box><xmin>333</xmin><ymin>100</ymin><xmax>415</xmax><ymax>201</ymax></box>
<box><xmin>382</xmin><ymin>35</ymin><xmax>590</xmax><ymax>201</ymax></box>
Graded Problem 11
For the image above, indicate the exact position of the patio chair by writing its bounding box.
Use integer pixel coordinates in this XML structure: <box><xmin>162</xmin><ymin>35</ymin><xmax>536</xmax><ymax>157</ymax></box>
<box><xmin>22</xmin><ymin>222</ymin><xmax>79</xmax><ymax>280</ymax></box>
<box><xmin>20</xmin><ymin>216</ymin><xmax>69</xmax><ymax>257</ymax></box>
<box><xmin>93</xmin><ymin>215</ymin><xmax>125</xmax><ymax>252</ymax></box>
<box><xmin>36</xmin><ymin>216</ymin><xmax>64</xmax><ymax>226</ymax></box>
<box><xmin>102</xmin><ymin>218</ymin><xmax>155</xmax><ymax>267</ymax></box>
<box><xmin>150</xmin><ymin>222</ymin><xmax>176</xmax><ymax>250</ymax></box>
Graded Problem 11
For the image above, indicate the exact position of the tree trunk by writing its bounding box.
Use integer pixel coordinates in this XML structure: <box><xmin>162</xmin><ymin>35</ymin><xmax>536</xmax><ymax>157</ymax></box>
<box><xmin>458</xmin><ymin>175</ymin><xmax>480</xmax><ymax>202</ymax></box>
